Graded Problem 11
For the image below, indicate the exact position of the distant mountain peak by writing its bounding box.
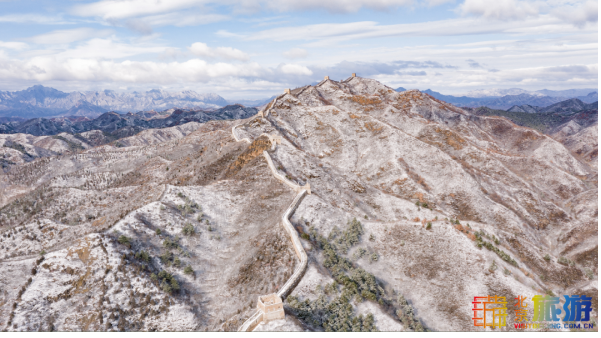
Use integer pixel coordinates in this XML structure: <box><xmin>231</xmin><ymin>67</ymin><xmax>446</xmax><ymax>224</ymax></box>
<box><xmin>0</xmin><ymin>86</ymin><xmax>229</xmax><ymax>119</ymax></box>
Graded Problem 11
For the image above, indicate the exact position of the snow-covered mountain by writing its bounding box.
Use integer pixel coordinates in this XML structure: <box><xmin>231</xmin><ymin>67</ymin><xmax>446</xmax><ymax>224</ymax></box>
<box><xmin>0</xmin><ymin>76</ymin><xmax>596</xmax><ymax>332</ymax></box>
<box><xmin>0</xmin><ymin>85</ymin><xmax>229</xmax><ymax>118</ymax></box>
<box><xmin>535</xmin><ymin>88</ymin><xmax>598</xmax><ymax>97</ymax></box>
<box><xmin>462</xmin><ymin>88</ymin><xmax>544</xmax><ymax>98</ymax></box>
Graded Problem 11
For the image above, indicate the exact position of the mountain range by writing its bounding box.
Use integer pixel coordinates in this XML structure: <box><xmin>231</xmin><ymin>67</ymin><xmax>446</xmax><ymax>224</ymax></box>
<box><xmin>396</xmin><ymin>87</ymin><xmax>598</xmax><ymax>109</ymax></box>
<box><xmin>507</xmin><ymin>98</ymin><xmax>598</xmax><ymax>114</ymax></box>
<box><xmin>0</xmin><ymin>105</ymin><xmax>257</xmax><ymax>139</ymax></box>
<box><xmin>1</xmin><ymin>84</ymin><xmax>597</xmax><ymax>120</ymax></box>
<box><xmin>0</xmin><ymin>85</ymin><xmax>230</xmax><ymax>119</ymax></box>
<box><xmin>463</xmin><ymin>87</ymin><xmax>597</xmax><ymax>98</ymax></box>
<box><xmin>0</xmin><ymin>76</ymin><xmax>596</xmax><ymax>332</ymax></box>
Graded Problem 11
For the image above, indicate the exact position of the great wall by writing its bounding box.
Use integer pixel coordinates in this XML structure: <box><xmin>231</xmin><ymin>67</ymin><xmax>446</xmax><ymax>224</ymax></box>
<box><xmin>232</xmin><ymin>110</ymin><xmax>310</xmax><ymax>332</ymax></box>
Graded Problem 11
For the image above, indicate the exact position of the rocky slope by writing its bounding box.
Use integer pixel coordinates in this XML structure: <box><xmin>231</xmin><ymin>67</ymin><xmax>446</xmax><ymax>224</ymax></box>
<box><xmin>0</xmin><ymin>77</ymin><xmax>597</xmax><ymax>332</ymax></box>
<box><xmin>0</xmin><ymin>85</ymin><xmax>229</xmax><ymax>118</ymax></box>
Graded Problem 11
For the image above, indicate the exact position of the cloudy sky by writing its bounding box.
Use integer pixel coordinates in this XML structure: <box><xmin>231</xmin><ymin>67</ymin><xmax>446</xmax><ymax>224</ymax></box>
<box><xmin>0</xmin><ymin>0</ymin><xmax>597</xmax><ymax>99</ymax></box>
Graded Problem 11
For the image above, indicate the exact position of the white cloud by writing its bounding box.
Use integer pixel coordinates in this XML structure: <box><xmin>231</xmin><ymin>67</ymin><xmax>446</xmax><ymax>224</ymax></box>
<box><xmin>246</xmin><ymin>0</ymin><xmax>414</xmax><ymax>13</ymax></box>
<box><xmin>458</xmin><ymin>0</ymin><xmax>598</xmax><ymax>26</ymax></box>
<box><xmin>0</xmin><ymin>56</ymin><xmax>319</xmax><ymax>86</ymax></box>
<box><xmin>123</xmin><ymin>19</ymin><xmax>153</xmax><ymax>35</ymax></box>
<box><xmin>158</xmin><ymin>48</ymin><xmax>187</xmax><ymax>61</ymax></box>
<box><xmin>426</xmin><ymin>0</ymin><xmax>456</xmax><ymax>6</ymax></box>
<box><xmin>458</xmin><ymin>0</ymin><xmax>541</xmax><ymax>20</ymax></box>
<box><xmin>108</xmin><ymin>12</ymin><xmax>229</xmax><ymax>34</ymax></box>
<box><xmin>279</xmin><ymin>63</ymin><xmax>313</xmax><ymax>75</ymax></box>
<box><xmin>282</xmin><ymin>48</ymin><xmax>308</xmax><ymax>59</ymax></box>
<box><xmin>71</xmin><ymin>0</ymin><xmax>204</xmax><ymax>20</ymax></box>
<box><xmin>215</xmin><ymin>30</ymin><xmax>246</xmax><ymax>38</ymax></box>
<box><xmin>550</xmin><ymin>0</ymin><xmax>598</xmax><ymax>27</ymax></box>
<box><xmin>188</xmin><ymin>42</ymin><xmax>249</xmax><ymax>61</ymax></box>
<box><xmin>60</xmin><ymin>39</ymin><xmax>166</xmax><ymax>60</ymax></box>
<box><xmin>71</xmin><ymin>0</ymin><xmax>419</xmax><ymax>19</ymax></box>
<box><xmin>0</xmin><ymin>41</ymin><xmax>28</xmax><ymax>50</ymax></box>
<box><xmin>244</xmin><ymin>17</ymin><xmax>571</xmax><ymax>43</ymax></box>
<box><xmin>0</xmin><ymin>14</ymin><xmax>72</xmax><ymax>25</ymax></box>
<box><xmin>26</xmin><ymin>28</ymin><xmax>114</xmax><ymax>45</ymax></box>
<box><xmin>143</xmin><ymin>12</ymin><xmax>229</xmax><ymax>27</ymax></box>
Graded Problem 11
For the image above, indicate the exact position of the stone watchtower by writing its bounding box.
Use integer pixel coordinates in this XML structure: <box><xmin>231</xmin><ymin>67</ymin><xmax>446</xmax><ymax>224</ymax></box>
<box><xmin>257</xmin><ymin>293</ymin><xmax>285</xmax><ymax>322</ymax></box>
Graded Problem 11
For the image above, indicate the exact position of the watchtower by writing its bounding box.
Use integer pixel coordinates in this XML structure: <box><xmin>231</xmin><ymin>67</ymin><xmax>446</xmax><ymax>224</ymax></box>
<box><xmin>257</xmin><ymin>293</ymin><xmax>285</xmax><ymax>322</ymax></box>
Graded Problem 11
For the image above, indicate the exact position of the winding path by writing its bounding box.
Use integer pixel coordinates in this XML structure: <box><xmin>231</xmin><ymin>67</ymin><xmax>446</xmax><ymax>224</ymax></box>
<box><xmin>232</xmin><ymin>122</ymin><xmax>309</xmax><ymax>332</ymax></box>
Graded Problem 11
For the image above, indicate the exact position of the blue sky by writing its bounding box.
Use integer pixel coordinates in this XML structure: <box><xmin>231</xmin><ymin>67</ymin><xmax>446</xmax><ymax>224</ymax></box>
<box><xmin>0</xmin><ymin>0</ymin><xmax>597</xmax><ymax>99</ymax></box>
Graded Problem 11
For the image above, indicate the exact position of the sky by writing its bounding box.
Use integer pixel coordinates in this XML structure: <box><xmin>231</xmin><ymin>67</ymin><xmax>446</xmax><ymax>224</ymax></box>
<box><xmin>0</xmin><ymin>0</ymin><xmax>598</xmax><ymax>99</ymax></box>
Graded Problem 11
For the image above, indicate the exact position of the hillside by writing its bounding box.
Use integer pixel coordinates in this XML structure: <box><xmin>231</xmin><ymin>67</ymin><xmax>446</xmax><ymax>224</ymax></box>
<box><xmin>0</xmin><ymin>105</ymin><xmax>257</xmax><ymax>137</ymax></box>
<box><xmin>464</xmin><ymin>105</ymin><xmax>598</xmax><ymax>134</ymax></box>
<box><xmin>0</xmin><ymin>77</ymin><xmax>597</xmax><ymax>332</ymax></box>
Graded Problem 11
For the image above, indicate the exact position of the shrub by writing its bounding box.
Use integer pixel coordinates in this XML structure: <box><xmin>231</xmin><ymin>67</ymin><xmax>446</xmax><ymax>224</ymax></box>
<box><xmin>369</xmin><ymin>234</ymin><xmax>375</xmax><ymax>242</ymax></box>
<box><xmin>301</xmin><ymin>233</ymin><xmax>310</xmax><ymax>240</ymax></box>
<box><xmin>362</xmin><ymin>313</ymin><xmax>376</xmax><ymax>332</ymax></box>
<box><xmin>325</xmin><ymin>219</ymin><xmax>364</xmax><ymax>253</ymax></box>
<box><xmin>117</xmin><ymin>235</ymin><xmax>131</xmax><ymax>247</ymax></box>
<box><xmin>184</xmin><ymin>266</ymin><xmax>194</xmax><ymax>275</ymax></box>
<box><xmin>489</xmin><ymin>261</ymin><xmax>497</xmax><ymax>272</ymax></box>
<box><xmin>182</xmin><ymin>223</ymin><xmax>195</xmax><ymax>236</ymax></box>
<box><xmin>426</xmin><ymin>222</ymin><xmax>432</xmax><ymax>230</ymax></box>
<box><xmin>370</xmin><ymin>253</ymin><xmax>378</xmax><ymax>263</ymax></box>
<box><xmin>160</xmin><ymin>251</ymin><xmax>172</xmax><ymax>265</ymax></box>
<box><xmin>155</xmin><ymin>229</ymin><xmax>161</xmax><ymax>235</ymax></box>
<box><xmin>475</xmin><ymin>235</ymin><xmax>518</xmax><ymax>267</ymax></box>
<box><xmin>173</xmin><ymin>256</ymin><xmax>181</xmax><ymax>267</ymax></box>
<box><xmin>157</xmin><ymin>270</ymin><xmax>180</xmax><ymax>293</ymax></box>
<box><xmin>558</xmin><ymin>256</ymin><xmax>573</xmax><ymax>266</ymax></box>
<box><xmin>353</xmin><ymin>247</ymin><xmax>367</xmax><ymax>260</ymax></box>
<box><xmin>170</xmin><ymin>278</ymin><xmax>180</xmax><ymax>291</ymax></box>
<box><xmin>161</xmin><ymin>281</ymin><xmax>172</xmax><ymax>293</ymax></box>
<box><xmin>543</xmin><ymin>254</ymin><xmax>551</xmax><ymax>261</ymax></box>
<box><xmin>135</xmin><ymin>250</ymin><xmax>150</xmax><ymax>262</ymax></box>
<box><xmin>162</xmin><ymin>238</ymin><xmax>179</xmax><ymax>249</ymax></box>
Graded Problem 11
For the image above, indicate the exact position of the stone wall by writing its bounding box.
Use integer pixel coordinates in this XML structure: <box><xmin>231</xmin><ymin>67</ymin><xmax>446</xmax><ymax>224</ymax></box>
<box><xmin>234</xmin><ymin>122</ymin><xmax>310</xmax><ymax>332</ymax></box>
